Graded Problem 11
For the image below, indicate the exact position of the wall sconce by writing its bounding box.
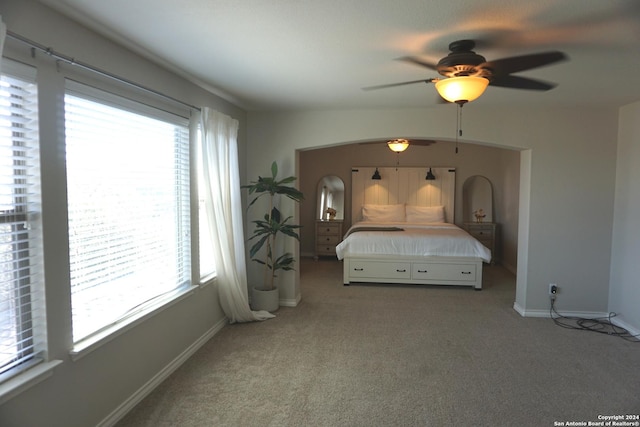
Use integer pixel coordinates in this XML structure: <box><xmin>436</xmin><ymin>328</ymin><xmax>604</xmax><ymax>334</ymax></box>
<box><xmin>371</xmin><ymin>167</ymin><xmax>381</xmax><ymax>180</ymax></box>
<box><xmin>434</xmin><ymin>76</ymin><xmax>489</xmax><ymax>104</ymax></box>
<box><xmin>387</xmin><ymin>138</ymin><xmax>409</xmax><ymax>153</ymax></box>
<box><xmin>425</xmin><ymin>168</ymin><xmax>436</xmax><ymax>180</ymax></box>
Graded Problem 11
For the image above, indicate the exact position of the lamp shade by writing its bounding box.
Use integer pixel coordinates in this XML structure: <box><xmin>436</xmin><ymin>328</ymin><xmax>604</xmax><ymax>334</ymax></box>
<box><xmin>371</xmin><ymin>167</ymin><xmax>381</xmax><ymax>180</ymax></box>
<box><xmin>425</xmin><ymin>168</ymin><xmax>436</xmax><ymax>180</ymax></box>
<box><xmin>387</xmin><ymin>139</ymin><xmax>409</xmax><ymax>152</ymax></box>
<box><xmin>435</xmin><ymin>76</ymin><xmax>489</xmax><ymax>103</ymax></box>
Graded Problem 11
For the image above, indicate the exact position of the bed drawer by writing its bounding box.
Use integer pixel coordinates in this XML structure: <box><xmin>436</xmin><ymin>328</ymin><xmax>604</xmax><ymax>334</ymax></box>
<box><xmin>349</xmin><ymin>260</ymin><xmax>411</xmax><ymax>280</ymax></box>
<box><xmin>411</xmin><ymin>263</ymin><xmax>477</xmax><ymax>282</ymax></box>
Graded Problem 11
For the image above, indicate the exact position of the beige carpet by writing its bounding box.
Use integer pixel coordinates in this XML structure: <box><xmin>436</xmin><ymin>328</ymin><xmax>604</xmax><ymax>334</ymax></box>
<box><xmin>117</xmin><ymin>258</ymin><xmax>640</xmax><ymax>426</ymax></box>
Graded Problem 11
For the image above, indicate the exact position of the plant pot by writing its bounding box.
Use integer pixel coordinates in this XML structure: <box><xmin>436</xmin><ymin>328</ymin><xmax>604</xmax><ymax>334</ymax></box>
<box><xmin>252</xmin><ymin>286</ymin><xmax>279</xmax><ymax>312</ymax></box>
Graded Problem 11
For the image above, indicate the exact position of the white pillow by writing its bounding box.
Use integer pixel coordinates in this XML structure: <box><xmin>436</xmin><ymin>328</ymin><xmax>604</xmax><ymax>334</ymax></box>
<box><xmin>361</xmin><ymin>204</ymin><xmax>405</xmax><ymax>222</ymax></box>
<box><xmin>405</xmin><ymin>205</ymin><xmax>445</xmax><ymax>223</ymax></box>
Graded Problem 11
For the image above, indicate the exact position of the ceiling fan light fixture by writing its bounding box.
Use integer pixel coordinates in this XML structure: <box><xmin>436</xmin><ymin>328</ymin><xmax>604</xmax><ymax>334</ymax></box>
<box><xmin>387</xmin><ymin>138</ymin><xmax>410</xmax><ymax>153</ymax></box>
<box><xmin>435</xmin><ymin>76</ymin><xmax>489</xmax><ymax>104</ymax></box>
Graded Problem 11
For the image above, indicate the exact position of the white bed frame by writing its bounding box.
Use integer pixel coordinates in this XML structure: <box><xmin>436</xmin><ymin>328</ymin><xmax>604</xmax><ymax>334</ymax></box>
<box><xmin>343</xmin><ymin>167</ymin><xmax>483</xmax><ymax>290</ymax></box>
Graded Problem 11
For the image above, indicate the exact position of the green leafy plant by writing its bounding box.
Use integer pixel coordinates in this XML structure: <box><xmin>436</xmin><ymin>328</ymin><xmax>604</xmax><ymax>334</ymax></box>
<box><xmin>242</xmin><ymin>161</ymin><xmax>304</xmax><ymax>291</ymax></box>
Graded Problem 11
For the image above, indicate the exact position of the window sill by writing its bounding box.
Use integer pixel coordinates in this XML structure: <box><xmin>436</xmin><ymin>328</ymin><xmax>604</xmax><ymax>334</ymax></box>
<box><xmin>70</xmin><ymin>284</ymin><xmax>198</xmax><ymax>361</ymax></box>
<box><xmin>199</xmin><ymin>273</ymin><xmax>217</xmax><ymax>288</ymax></box>
<box><xmin>0</xmin><ymin>359</ymin><xmax>63</xmax><ymax>405</ymax></box>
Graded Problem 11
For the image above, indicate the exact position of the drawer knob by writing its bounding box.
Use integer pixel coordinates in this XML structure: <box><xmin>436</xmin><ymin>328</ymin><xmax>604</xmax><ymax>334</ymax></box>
<box><xmin>354</xmin><ymin>268</ymin><xmax>364</xmax><ymax>271</ymax></box>
<box><xmin>417</xmin><ymin>269</ymin><xmax>428</xmax><ymax>273</ymax></box>
<box><xmin>461</xmin><ymin>271</ymin><xmax>471</xmax><ymax>275</ymax></box>
<box><xmin>396</xmin><ymin>269</ymin><xmax>406</xmax><ymax>273</ymax></box>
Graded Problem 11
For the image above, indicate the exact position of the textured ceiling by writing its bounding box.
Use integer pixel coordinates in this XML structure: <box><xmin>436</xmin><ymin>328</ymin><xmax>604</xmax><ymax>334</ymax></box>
<box><xmin>36</xmin><ymin>0</ymin><xmax>640</xmax><ymax>111</ymax></box>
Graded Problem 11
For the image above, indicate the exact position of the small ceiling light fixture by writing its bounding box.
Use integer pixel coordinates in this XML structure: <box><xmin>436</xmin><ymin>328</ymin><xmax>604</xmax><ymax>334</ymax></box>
<box><xmin>387</xmin><ymin>138</ymin><xmax>410</xmax><ymax>153</ymax></box>
<box><xmin>371</xmin><ymin>167</ymin><xmax>382</xmax><ymax>180</ymax></box>
<box><xmin>425</xmin><ymin>168</ymin><xmax>436</xmax><ymax>180</ymax></box>
<box><xmin>434</xmin><ymin>76</ymin><xmax>489</xmax><ymax>104</ymax></box>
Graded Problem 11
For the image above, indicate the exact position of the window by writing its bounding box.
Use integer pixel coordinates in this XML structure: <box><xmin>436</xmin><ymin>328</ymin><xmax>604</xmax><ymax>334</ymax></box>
<box><xmin>64</xmin><ymin>81</ymin><xmax>191</xmax><ymax>344</ymax></box>
<box><xmin>0</xmin><ymin>61</ymin><xmax>45</xmax><ymax>382</ymax></box>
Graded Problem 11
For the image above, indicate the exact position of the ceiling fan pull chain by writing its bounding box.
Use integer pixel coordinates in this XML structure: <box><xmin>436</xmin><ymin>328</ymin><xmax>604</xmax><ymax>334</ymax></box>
<box><xmin>455</xmin><ymin>103</ymin><xmax>464</xmax><ymax>154</ymax></box>
<box><xmin>459</xmin><ymin>103</ymin><xmax>463</xmax><ymax>138</ymax></box>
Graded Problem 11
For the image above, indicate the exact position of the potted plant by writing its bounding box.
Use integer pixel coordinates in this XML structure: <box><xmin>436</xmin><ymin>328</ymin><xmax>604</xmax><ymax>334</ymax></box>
<box><xmin>242</xmin><ymin>161</ymin><xmax>304</xmax><ymax>312</ymax></box>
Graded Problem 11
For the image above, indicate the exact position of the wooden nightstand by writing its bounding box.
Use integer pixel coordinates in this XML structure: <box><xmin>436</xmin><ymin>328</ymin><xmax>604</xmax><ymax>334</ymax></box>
<box><xmin>464</xmin><ymin>222</ymin><xmax>497</xmax><ymax>263</ymax></box>
<box><xmin>315</xmin><ymin>220</ymin><xmax>343</xmax><ymax>259</ymax></box>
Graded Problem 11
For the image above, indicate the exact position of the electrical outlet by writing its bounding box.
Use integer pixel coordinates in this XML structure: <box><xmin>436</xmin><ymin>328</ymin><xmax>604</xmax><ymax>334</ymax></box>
<box><xmin>549</xmin><ymin>283</ymin><xmax>558</xmax><ymax>296</ymax></box>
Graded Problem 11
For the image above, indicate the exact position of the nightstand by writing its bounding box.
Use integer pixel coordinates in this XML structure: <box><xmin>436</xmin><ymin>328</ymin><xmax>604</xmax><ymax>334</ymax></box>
<box><xmin>315</xmin><ymin>220</ymin><xmax>343</xmax><ymax>259</ymax></box>
<box><xmin>464</xmin><ymin>222</ymin><xmax>497</xmax><ymax>263</ymax></box>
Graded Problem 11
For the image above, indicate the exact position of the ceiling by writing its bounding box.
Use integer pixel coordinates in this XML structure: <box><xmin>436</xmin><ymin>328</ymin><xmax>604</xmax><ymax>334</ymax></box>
<box><xmin>36</xmin><ymin>0</ymin><xmax>640</xmax><ymax>111</ymax></box>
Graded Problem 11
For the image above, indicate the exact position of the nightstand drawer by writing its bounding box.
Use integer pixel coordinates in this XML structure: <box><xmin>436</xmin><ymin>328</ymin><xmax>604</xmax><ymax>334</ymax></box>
<box><xmin>317</xmin><ymin>234</ymin><xmax>341</xmax><ymax>245</ymax></box>
<box><xmin>315</xmin><ymin>220</ymin><xmax>343</xmax><ymax>258</ymax></box>
<box><xmin>316</xmin><ymin>245</ymin><xmax>337</xmax><ymax>255</ymax></box>
<box><xmin>467</xmin><ymin>227</ymin><xmax>493</xmax><ymax>239</ymax></box>
<box><xmin>317</xmin><ymin>224</ymin><xmax>341</xmax><ymax>235</ymax></box>
<box><xmin>464</xmin><ymin>222</ymin><xmax>497</xmax><ymax>263</ymax></box>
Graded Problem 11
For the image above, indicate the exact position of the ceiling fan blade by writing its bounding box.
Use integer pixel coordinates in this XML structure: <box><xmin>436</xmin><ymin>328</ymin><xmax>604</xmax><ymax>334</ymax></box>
<box><xmin>362</xmin><ymin>79</ymin><xmax>435</xmax><ymax>91</ymax></box>
<box><xmin>489</xmin><ymin>75</ymin><xmax>557</xmax><ymax>91</ymax></box>
<box><xmin>481</xmin><ymin>51</ymin><xmax>567</xmax><ymax>75</ymax></box>
<box><xmin>411</xmin><ymin>139</ymin><xmax>437</xmax><ymax>146</ymax></box>
<box><xmin>358</xmin><ymin>139</ymin><xmax>437</xmax><ymax>146</ymax></box>
<box><xmin>397</xmin><ymin>56</ymin><xmax>439</xmax><ymax>70</ymax></box>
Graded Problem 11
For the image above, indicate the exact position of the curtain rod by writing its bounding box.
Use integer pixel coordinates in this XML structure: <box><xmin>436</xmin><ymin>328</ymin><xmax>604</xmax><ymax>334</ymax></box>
<box><xmin>6</xmin><ymin>30</ymin><xmax>201</xmax><ymax>112</ymax></box>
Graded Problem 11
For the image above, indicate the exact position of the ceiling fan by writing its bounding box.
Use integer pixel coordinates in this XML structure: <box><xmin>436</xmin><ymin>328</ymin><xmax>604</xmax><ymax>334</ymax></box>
<box><xmin>363</xmin><ymin>39</ymin><xmax>568</xmax><ymax>104</ymax></box>
<box><xmin>359</xmin><ymin>138</ymin><xmax>436</xmax><ymax>152</ymax></box>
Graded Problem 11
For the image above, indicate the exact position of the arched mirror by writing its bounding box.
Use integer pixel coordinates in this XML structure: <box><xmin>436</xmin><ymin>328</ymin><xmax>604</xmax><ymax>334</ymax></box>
<box><xmin>463</xmin><ymin>175</ymin><xmax>493</xmax><ymax>223</ymax></box>
<box><xmin>317</xmin><ymin>175</ymin><xmax>345</xmax><ymax>220</ymax></box>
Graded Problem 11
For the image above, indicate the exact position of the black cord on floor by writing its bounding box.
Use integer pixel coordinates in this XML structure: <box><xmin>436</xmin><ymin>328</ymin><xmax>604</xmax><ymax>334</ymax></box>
<box><xmin>550</xmin><ymin>298</ymin><xmax>640</xmax><ymax>343</ymax></box>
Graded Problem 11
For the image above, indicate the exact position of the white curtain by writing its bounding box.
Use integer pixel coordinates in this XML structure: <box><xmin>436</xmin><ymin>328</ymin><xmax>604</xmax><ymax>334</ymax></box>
<box><xmin>199</xmin><ymin>107</ymin><xmax>274</xmax><ymax>323</ymax></box>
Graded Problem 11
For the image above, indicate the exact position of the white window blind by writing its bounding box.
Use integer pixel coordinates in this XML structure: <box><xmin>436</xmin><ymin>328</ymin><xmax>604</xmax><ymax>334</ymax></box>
<box><xmin>0</xmin><ymin>61</ymin><xmax>45</xmax><ymax>381</ymax></box>
<box><xmin>64</xmin><ymin>81</ymin><xmax>191</xmax><ymax>343</ymax></box>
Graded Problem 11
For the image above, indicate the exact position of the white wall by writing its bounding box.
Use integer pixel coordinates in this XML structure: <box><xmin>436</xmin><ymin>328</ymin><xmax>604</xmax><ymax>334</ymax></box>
<box><xmin>246</xmin><ymin>105</ymin><xmax>620</xmax><ymax>317</ymax></box>
<box><xmin>609</xmin><ymin>101</ymin><xmax>640</xmax><ymax>333</ymax></box>
<box><xmin>0</xmin><ymin>1</ymin><xmax>246</xmax><ymax>426</ymax></box>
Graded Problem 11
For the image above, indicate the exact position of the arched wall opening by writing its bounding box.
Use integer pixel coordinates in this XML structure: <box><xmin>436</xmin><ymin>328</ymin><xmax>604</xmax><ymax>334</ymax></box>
<box><xmin>297</xmin><ymin>137</ymin><xmax>527</xmax><ymax>305</ymax></box>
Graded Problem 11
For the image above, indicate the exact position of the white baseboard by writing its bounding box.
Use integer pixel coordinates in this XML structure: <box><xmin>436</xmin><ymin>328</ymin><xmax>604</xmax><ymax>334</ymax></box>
<box><xmin>610</xmin><ymin>317</ymin><xmax>640</xmax><ymax>338</ymax></box>
<box><xmin>97</xmin><ymin>317</ymin><xmax>228</xmax><ymax>427</ymax></box>
<box><xmin>513</xmin><ymin>302</ymin><xmax>608</xmax><ymax>319</ymax></box>
<box><xmin>280</xmin><ymin>293</ymin><xmax>301</xmax><ymax>307</ymax></box>
<box><xmin>514</xmin><ymin>302</ymin><xmax>640</xmax><ymax>336</ymax></box>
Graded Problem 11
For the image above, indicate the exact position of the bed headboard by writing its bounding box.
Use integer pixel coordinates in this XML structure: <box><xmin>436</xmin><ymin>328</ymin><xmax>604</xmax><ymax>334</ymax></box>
<box><xmin>351</xmin><ymin>167</ymin><xmax>456</xmax><ymax>223</ymax></box>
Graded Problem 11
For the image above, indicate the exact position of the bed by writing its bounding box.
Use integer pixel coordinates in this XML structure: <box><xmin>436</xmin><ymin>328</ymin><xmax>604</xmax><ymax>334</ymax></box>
<box><xmin>338</xmin><ymin>167</ymin><xmax>491</xmax><ymax>289</ymax></box>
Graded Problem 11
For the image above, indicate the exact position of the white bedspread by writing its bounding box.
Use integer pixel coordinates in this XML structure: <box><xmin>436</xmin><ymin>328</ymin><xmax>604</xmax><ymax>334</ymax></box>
<box><xmin>335</xmin><ymin>222</ymin><xmax>492</xmax><ymax>263</ymax></box>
